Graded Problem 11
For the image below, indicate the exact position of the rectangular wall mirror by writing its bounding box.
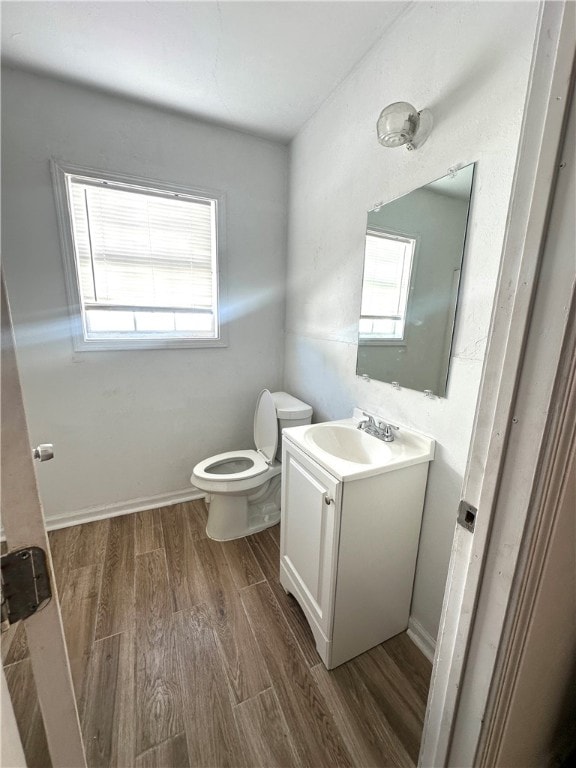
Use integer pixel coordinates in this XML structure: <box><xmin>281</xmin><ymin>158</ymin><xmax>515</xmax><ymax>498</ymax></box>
<box><xmin>356</xmin><ymin>163</ymin><xmax>475</xmax><ymax>397</ymax></box>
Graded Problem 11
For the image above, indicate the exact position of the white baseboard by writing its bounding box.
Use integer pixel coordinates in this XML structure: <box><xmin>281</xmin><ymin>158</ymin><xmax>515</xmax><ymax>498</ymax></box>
<box><xmin>407</xmin><ymin>616</ymin><xmax>436</xmax><ymax>663</ymax></box>
<box><xmin>43</xmin><ymin>487</ymin><xmax>206</xmax><ymax>532</ymax></box>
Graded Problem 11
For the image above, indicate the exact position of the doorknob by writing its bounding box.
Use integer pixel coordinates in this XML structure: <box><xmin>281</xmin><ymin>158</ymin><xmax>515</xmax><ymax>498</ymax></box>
<box><xmin>33</xmin><ymin>444</ymin><xmax>54</xmax><ymax>462</ymax></box>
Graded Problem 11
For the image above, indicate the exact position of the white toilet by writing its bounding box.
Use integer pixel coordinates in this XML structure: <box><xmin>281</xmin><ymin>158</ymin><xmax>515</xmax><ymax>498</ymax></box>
<box><xmin>191</xmin><ymin>390</ymin><xmax>313</xmax><ymax>541</ymax></box>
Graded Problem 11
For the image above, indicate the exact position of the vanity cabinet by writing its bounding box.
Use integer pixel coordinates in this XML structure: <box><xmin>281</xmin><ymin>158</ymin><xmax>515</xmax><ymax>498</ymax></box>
<box><xmin>280</xmin><ymin>435</ymin><xmax>430</xmax><ymax>669</ymax></box>
<box><xmin>280</xmin><ymin>442</ymin><xmax>342</xmax><ymax>637</ymax></box>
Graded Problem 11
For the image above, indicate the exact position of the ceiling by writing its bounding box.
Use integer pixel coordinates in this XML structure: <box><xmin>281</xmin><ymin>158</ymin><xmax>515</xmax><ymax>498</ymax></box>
<box><xmin>1</xmin><ymin>1</ymin><xmax>410</xmax><ymax>143</ymax></box>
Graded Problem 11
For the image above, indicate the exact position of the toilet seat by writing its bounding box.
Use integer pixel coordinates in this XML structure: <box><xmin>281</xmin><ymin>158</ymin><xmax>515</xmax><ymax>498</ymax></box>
<box><xmin>191</xmin><ymin>389</ymin><xmax>280</xmax><ymax>494</ymax></box>
<box><xmin>193</xmin><ymin>449</ymin><xmax>269</xmax><ymax>482</ymax></box>
<box><xmin>192</xmin><ymin>455</ymin><xmax>281</xmax><ymax>495</ymax></box>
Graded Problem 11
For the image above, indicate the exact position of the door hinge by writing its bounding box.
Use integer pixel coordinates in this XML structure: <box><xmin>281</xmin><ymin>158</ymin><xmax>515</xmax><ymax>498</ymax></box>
<box><xmin>457</xmin><ymin>500</ymin><xmax>477</xmax><ymax>533</ymax></box>
<box><xmin>1</xmin><ymin>547</ymin><xmax>52</xmax><ymax>630</ymax></box>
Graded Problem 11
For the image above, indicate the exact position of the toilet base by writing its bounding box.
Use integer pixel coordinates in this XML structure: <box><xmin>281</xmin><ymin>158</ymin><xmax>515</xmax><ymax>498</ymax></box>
<box><xmin>204</xmin><ymin>475</ymin><xmax>281</xmax><ymax>542</ymax></box>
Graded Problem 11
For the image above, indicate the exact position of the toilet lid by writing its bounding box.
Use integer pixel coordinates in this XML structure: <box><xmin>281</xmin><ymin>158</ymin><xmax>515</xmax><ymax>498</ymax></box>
<box><xmin>253</xmin><ymin>389</ymin><xmax>278</xmax><ymax>464</ymax></box>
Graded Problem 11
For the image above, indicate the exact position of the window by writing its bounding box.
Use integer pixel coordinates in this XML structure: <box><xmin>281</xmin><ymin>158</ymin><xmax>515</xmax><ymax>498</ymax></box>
<box><xmin>359</xmin><ymin>229</ymin><xmax>415</xmax><ymax>342</ymax></box>
<box><xmin>52</xmin><ymin>162</ymin><xmax>226</xmax><ymax>350</ymax></box>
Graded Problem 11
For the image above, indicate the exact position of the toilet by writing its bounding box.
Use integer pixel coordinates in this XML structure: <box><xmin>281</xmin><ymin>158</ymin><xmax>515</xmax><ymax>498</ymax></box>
<box><xmin>191</xmin><ymin>390</ymin><xmax>313</xmax><ymax>541</ymax></box>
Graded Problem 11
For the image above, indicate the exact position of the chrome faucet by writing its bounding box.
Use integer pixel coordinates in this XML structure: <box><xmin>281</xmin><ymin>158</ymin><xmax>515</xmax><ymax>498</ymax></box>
<box><xmin>357</xmin><ymin>412</ymin><xmax>377</xmax><ymax>432</ymax></box>
<box><xmin>357</xmin><ymin>412</ymin><xmax>399</xmax><ymax>442</ymax></box>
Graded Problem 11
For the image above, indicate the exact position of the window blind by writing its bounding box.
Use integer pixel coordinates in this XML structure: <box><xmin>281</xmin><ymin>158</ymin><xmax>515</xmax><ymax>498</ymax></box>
<box><xmin>68</xmin><ymin>177</ymin><xmax>217</xmax><ymax>313</ymax></box>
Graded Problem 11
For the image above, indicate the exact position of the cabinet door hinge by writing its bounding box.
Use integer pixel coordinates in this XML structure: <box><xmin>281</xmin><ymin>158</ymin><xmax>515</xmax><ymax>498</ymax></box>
<box><xmin>1</xmin><ymin>547</ymin><xmax>52</xmax><ymax>630</ymax></box>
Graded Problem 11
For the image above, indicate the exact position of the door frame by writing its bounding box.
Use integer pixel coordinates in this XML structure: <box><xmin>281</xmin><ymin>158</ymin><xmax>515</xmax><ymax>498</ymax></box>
<box><xmin>480</xmin><ymin>288</ymin><xmax>576</xmax><ymax>764</ymax></box>
<box><xmin>420</xmin><ymin>1</ymin><xmax>575</xmax><ymax>765</ymax></box>
<box><xmin>1</xmin><ymin>274</ymin><xmax>87</xmax><ymax>767</ymax></box>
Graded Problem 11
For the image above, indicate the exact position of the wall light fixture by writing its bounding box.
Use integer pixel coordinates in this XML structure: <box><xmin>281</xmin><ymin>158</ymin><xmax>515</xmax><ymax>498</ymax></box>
<box><xmin>376</xmin><ymin>101</ymin><xmax>433</xmax><ymax>151</ymax></box>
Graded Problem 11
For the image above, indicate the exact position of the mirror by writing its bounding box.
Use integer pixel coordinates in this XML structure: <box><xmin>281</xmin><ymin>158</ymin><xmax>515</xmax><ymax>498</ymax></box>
<box><xmin>356</xmin><ymin>164</ymin><xmax>475</xmax><ymax>397</ymax></box>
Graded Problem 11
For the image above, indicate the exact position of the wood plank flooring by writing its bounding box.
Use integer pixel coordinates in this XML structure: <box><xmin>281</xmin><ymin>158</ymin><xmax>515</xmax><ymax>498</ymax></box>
<box><xmin>2</xmin><ymin>502</ymin><xmax>432</xmax><ymax>767</ymax></box>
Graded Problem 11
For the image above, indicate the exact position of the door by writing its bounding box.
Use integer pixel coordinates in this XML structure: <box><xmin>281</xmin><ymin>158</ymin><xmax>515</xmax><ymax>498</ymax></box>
<box><xmin>1</xmin><ymin>667</ymin><xmax>26</xmax><ymax>767</ymax></box>
<box><xmin>1</xmin><ymin>273</ymin><xmax>87</xmax><ymax>767</ymax></box>
<box><xmin>420</xmin><ymin>3</ymin><xmax>575</xmax><ymax>765</ymax></box>
<box><xmin>280</xmin><ymin>440</ymin><xmax>340</xmax><ymax>634</ymax></box>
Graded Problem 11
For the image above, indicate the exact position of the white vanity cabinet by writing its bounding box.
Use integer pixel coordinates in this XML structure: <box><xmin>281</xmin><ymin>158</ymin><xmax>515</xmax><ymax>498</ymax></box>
<box><xmin>280</xmin><ymin>441</ymin><xmax>342</xmax><ymax>638</ymax></box>
<box><xmin>280</xmin><ymin>427</ymin><xmax>432</xmax><ymax>669</ymax></box>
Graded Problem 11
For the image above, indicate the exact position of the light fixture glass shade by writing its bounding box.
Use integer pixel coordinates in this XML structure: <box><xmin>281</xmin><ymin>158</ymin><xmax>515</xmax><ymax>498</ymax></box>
<box><xmin>377</xmin><ymin>101</ymin><xmax>433</xmax><ymax>150</ymax></box>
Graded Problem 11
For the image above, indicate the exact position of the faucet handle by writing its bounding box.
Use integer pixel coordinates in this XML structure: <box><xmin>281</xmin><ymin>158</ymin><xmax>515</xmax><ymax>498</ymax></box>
<box><xmin>362</xmin><ymin>412</ymin><xmax>377</xmax><ymax>426</ymax></box>
<box><xmin>378</xmin><ymin>421</ymin><xmax>399</xmax><ymax>442</ymax></box>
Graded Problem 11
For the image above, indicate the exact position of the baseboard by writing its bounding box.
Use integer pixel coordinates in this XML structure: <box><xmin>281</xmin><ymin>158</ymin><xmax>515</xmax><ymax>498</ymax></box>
<box><xmin>407</xmin><ymin>616</ymin><xmax>436</xmax><ymax>663</ymax></box>
<box><xmin>42</xmin><ymin>487</ymin><xmax>206</xmax><ymax>532</ymax></box>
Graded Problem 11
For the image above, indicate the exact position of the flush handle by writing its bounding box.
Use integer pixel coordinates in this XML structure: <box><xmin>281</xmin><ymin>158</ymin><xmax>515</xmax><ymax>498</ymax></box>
<box><xmin>324</xmin><ymin>495</ymin><xmax>334</xmax><ymax>506</ymax></box>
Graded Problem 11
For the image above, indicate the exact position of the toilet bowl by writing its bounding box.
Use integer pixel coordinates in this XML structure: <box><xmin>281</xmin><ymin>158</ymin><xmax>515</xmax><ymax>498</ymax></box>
<box><xmin>191</xmin><ymin>390</ymin><xmax>312</xmax><ymax>541</ymax></box>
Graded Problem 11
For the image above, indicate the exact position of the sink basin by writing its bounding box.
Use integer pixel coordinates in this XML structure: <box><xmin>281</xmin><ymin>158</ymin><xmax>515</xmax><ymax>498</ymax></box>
<box><xmin>305</xmin><ymin>424</ymin><xmax>392</xmax><ymax>464</ymax></box>
<box><xmin>283</xmin><ymin>414</ymin><xmax>435</xmax><ymax>481</ymax></box>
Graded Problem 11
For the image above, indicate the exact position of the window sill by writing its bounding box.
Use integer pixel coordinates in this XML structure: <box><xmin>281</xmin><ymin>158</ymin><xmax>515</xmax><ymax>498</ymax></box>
<box><xmin>358</xmin><ymin>339</ymin><xmax>407</xmax><ymax>347</ymax></box>
<box><xmin>72</xmin><ymin>336</ymin><xmax>229</xmax><ymax>352</ymax></box>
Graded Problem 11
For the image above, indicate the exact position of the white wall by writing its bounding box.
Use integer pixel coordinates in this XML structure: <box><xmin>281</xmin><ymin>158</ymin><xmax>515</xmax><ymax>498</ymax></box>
<box><xmin>1</xmin><ymin>68</ymin><xmax>289</xmax><ymax>522</ymax></box>
<box><xmin>284</xmin><ymin>1</ymin><xmax>539</xmax><ymax>641</ymax></box>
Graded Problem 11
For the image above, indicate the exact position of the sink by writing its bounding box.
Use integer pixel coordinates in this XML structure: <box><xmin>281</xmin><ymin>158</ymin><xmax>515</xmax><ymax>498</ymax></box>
<box><xmin>305</xmin><ymin>424</ymin><xmax>392</xmax><ymax>464</ymax></box>
<box><xmin>283</xmin><ymin>414</ymin><xmax>435</xmax><ymax>481</ymax></box>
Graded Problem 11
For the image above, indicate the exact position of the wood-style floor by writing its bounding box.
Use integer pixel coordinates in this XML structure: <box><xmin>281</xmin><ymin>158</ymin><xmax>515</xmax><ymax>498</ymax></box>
<box><xmin>2</xmin><ymin>502</ymin><xmax>431</xmax><ymax>767</ymax></box>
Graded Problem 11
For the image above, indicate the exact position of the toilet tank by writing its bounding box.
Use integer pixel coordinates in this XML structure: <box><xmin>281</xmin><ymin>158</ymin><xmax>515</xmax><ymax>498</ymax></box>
<box><xmin>271</xmin><ymin>392</ymin><xmax>313</xmax><ymax>461</ymax></box>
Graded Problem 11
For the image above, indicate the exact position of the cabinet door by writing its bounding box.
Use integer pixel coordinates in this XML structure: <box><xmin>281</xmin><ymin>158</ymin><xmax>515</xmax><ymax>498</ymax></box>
<box><xmin>280</xmin><ymin>442</ymin><xmax>341</xmax><ymax>635</ymax></box>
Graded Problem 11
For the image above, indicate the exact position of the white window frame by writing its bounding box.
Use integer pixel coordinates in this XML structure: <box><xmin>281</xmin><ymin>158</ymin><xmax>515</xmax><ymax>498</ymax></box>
<box><xmin>51</xmin><ymin>160</ymin><xmax>228</xmax><ymax>351</ymax></box>
<box><xmin>358</xmin><ymin>228</ymin><xmax>416</xmax><ymax>345</ymax></box>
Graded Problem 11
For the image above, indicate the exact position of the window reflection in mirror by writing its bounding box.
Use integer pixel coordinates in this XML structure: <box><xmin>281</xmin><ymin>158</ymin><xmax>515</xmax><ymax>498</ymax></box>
<box><xmin>359</xmin><ymin>230</ymin><xmax>415</xmax><ymax>342</ymax></box>
<box><xmin>357</xmin><ymin>164</ymin><xmax>475</xmax><ymax>397</ymax></box>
